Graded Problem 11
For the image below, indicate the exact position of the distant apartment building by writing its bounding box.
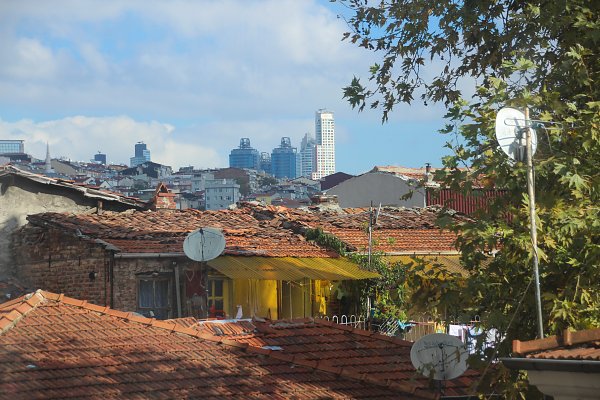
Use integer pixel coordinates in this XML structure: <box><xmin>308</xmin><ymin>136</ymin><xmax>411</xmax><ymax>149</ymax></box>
<box><xmin>259</xmin><ymin>152</ymin><xmax>271</xmax><ymax>174</ymax></box>
<box><xmin>0</xmin><ymin>140</ymin><xmax>25</xmax><ymax>154</ymax></box>
<box><xmin>0</xmin><ymin>140</ymin><xmax>29</xmax><ymax>164</ymax></box>
<box><xmin>312</xmin><ymin>109</ymin><xmax>335</xmax><ymax>180</ymax></box>
<box><xmin>271</xmin><ymin>137</ymin><xmax>298</xmax><ymax>179</ymax></box>
<box><xmin>229</xmin><ymin>138</ymin><xmax>260</xmax><ymax>170</ymax></box>
<box><xmin>299</xmin><ymin>133</ymin><xmax>316</xmax><ymax>178</ymax></box>
<box><xmin>130</xmin><ymin>142</ymin><xmax>151</xmax><ymax>167</ymax></box>
<box><xmin>205</xmin><ymin>179</ymin><xmax>241</xmax><ymax>210</ymax></box>
<box><xmin>191</xmin><ymin>171</ymin><xmax>215</xmax><ymax>192</ymax></box>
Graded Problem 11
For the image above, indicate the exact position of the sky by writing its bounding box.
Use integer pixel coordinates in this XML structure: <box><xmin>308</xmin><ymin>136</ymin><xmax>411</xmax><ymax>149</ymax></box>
<box><xmin>0</xmin><ymin>0</ymin><xmax>455</xmax><ymax>174</ymax></box>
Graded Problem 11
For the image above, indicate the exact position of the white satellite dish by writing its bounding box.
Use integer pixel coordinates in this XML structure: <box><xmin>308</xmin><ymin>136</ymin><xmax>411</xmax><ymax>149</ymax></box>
<box><xmin>410</xmin><ymin>333</ymin><xmax>469</xmax><ymax>381</ymax></box>
<box><xmin>183</xmin><ymin>227</ymin><xmax>226</xmax><ymax>262</ymax></box>
<box><xmin>495</xmin><ymin>107</ymin><xmax>537</xmax><ymax>162</ymax></box>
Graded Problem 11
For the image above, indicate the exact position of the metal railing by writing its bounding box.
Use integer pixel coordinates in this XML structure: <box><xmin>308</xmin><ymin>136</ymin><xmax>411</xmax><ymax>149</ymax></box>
<box><xmin>317</xmin><ymin>314</ymin><xmax>366</xmax><ymax>330</ymax></box>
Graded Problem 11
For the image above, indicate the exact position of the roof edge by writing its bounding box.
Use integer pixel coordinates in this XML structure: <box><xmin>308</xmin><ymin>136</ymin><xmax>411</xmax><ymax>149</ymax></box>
<box><xmin>501</xmin><ymin>357</ymin><xmax>600</xmax><ymax>372</ymax></box>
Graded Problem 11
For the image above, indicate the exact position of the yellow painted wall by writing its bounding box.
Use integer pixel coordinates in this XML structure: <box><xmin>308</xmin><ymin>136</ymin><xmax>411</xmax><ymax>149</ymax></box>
<box><xmin>232</xmin><ymin>279</ymin><xmax>278</xmax><ymax>319</ymax></box>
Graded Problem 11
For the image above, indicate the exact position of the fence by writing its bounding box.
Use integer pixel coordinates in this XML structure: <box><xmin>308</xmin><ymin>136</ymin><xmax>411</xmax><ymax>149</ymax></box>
<box><xmin>318</xmin><ymin>314</ymin><xmax>366</xmax><ymax>330</ymax></box>
<box><xmin>319</xmin><ymin>313</ymin><xmax>486</xmax><ymax>344</ymax></box>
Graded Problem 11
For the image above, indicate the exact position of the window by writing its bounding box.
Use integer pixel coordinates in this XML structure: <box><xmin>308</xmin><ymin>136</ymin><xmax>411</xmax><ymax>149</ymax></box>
<box><xmin>137</xmin><ymin>274</ymin><xmax>172</xmax><ymax>319</ymax></box>
<box><xmin>207</xmin><ymin>278</ymin><xmax>225</xmax><ymax>317</ymax></box>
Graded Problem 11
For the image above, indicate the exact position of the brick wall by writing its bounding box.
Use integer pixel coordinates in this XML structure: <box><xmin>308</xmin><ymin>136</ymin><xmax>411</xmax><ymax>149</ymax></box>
<box><xmin>112</xmin><ymin>257</ymin><xmax>189</xmax><ymax>314</ymax></box>
<box><xmin>13</xmin><ymin>223</ymin><xmax>200</xmax><ymax>317</ymax></box>
<box><xmin>12</xmin><ymin>225</ymin><xmax>110</xmax><ymax>306</ymax></box>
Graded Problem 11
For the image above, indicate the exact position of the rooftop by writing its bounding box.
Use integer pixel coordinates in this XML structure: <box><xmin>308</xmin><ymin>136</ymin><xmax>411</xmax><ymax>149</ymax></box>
<box><xmin>0</xmin><ymin>290</ymin><xmax>441</xmax><ymax>399</ymax></box>
<box><xmin>0</xmin><ymin>164</ymin><xmax>146</xmax><ymax>209</ymax></box>
<box><xmin>170</xmin><ymin>317</ymin><xmax>480</xmax><ymax>397</ymax></box>
<box><xmin>25</xmin><ymin>203</ymin><xmax>466</xmax><ymax>257</ymax></box>
<box><xmin>513</xmin><ymin>328</ymin><xmax>600</xmax><ymax>361</ymax></box>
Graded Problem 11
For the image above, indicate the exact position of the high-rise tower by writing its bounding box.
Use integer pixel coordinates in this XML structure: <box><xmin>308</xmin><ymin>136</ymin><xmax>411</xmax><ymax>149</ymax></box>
<box><xmin>271</xmin><ymin>137</ymin><xmax>298</xmax><ymax>179</ymax></box>
<box><xmin>312</xmin><ymin>109</ymin><xmax>335</xmax><ymax>180</ymax></box>
<box><xmin>229</xmin><ymin>138</ymin><xmax>260</xmax><ymax>170</ymax></box>
<box><xmin>130</xmin><ymin>142</ymin><xmax>151</xmax><ymax>167</ymax></box>
<box><xmin>299</xmin><ymin>133</ymin><xmax>316</xmax><ymax>178</ymax></box>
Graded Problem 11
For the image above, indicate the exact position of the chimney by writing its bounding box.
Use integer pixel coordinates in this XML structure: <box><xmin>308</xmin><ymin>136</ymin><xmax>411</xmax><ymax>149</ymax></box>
<box><xmin>150</xmin><ymin>182</ymin><xmax>177</xmax><ymax>211</ymax></box>
<box><xmin>424</xmin><ymin>163</ymin><xmax>433</xmax><ymax>182</ymax></box>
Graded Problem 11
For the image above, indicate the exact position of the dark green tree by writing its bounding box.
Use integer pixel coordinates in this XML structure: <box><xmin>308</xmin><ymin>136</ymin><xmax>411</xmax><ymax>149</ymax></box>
<box><xmin>338</xmin><ymin>0</ymin><xmax>599</xmax><ymax>396</ymax></box>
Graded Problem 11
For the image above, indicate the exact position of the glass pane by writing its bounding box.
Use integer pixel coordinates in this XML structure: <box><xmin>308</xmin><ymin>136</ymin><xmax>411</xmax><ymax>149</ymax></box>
<box><xmin>155</xmin><ymin>280</ymin><xmax>169</xmax><ymax>308</ymax></box>
<box><xmin>214</xmin><ymin>299</ymin><xmax>224</xmax><ymax>311</ymax></box>
<box><xmin>207</xmin><ymin>281</ymin><xmax>213</xmax><ymax>297</ymax></box>
<box><xmin>213</xmin><ymin>280</ymin><xmax>223</xmax><ymax>297</ymax></box>
<box><xmin>139</xmin><ymin>280</ymin><xmax>154</xmax><ymax>308</ymax></box>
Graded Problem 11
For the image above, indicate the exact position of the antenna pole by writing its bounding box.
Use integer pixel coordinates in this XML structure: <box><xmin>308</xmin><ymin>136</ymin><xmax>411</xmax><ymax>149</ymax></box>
<box><xmin>368</xmin><ymin>201</ymin><xmax>373</xmax><ymax>269</ymax></box>
<box><xmin>525</xmin><ymin>107</ymin><xmax>544</xmax><ymax>339</ymax></box>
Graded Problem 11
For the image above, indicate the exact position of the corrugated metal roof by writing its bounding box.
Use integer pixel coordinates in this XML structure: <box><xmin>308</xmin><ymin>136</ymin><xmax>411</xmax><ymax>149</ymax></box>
<box><xmin>208</xmin><ymin>256</ymin><xmax>379</xmax><ymax>281</ymax></box>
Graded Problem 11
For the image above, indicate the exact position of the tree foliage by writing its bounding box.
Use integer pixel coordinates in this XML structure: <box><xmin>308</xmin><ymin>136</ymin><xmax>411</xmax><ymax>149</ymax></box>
<box><xmin>339</xmin><ymin>0</ymin><xmax>599</xmax><ymax>396</ymax></box>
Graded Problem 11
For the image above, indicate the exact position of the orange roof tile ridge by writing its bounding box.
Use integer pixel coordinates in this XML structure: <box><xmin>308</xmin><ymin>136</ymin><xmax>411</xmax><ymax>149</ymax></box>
<box><xmin>513</xmin><ymin>326</ymin><xmax>600</xmax><ymax>355</ymax></box>
<box><xmin>0</xmin><ymin>289</ymin><xmax>46</xmax><ymax>333</ymax></box>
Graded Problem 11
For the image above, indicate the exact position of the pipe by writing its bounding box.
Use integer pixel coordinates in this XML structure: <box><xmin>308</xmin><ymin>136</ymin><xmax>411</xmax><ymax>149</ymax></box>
<box><xmin>174</xmin><ymin>263</ymin><xmax>182</xmax><ymax>318</ymax></box>
<box><xmin>109</xmin><ymin>251</ymin><xmax>115</xmax><ymax>309</ymax></box>
<box><xmin>114</xmin><ymin>252</ymin><xmax>185</xmax><ymax>259</ymax></box>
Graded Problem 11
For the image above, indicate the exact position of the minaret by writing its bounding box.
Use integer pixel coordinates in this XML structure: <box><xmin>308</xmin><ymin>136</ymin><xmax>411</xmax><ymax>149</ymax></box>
<box><xmin>45</xmin><ymin>143</ymin><xmax>54</xmax><ymax>174</ymax></box>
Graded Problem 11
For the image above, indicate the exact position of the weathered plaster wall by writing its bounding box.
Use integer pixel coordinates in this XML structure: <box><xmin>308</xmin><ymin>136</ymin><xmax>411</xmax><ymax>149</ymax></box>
<box><xmin>325</xmin><ymin>172</ymin><xmax>426</xmax><ymax>208</ymax></box>
<box><xmin>0</xmin><ymin>178</ymin><xmax>93</xmax><ymax>278</ymax></box>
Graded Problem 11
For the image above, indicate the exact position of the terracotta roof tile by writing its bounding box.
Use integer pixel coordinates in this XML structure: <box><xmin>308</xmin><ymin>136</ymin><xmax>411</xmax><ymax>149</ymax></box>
<box><xmin>26</xmin><ymin>203</ymin><xmax>465</xmax><ymax>257</ymax></box>
<box><xmin>513</xmin><ymin>327</ymin><xmax>600</xmax><ymax>360</ymax></box>
<box><xmin>177</xmin><ymin>317</ymin><xmax>478</xmax><ymax>397</ymax></box>
<box><xmin>0</xmin><ymin>290</ymin><xmax>438</xmax><ymax>399</ymax></box>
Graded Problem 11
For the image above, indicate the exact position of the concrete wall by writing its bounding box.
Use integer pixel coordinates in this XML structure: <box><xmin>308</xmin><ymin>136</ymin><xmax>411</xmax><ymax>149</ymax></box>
<box><xmin>325</xmin><ymin>172</ymin><xmax>426</xmax><ymax>208</ymax></box>
<box><xmin>0</xmin><ymin>174</ymin><xmax>140</xmax><ymax>279</ymax></box>
<box><xmin>0</xmin><ymin>177</ymin><xmax>94</xmax><ymax>279</ymax></box>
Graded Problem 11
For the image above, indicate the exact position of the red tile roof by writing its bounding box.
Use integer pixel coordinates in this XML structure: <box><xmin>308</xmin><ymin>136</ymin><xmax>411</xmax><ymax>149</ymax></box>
<box><xmin>253</xmin><ymin>204</ymin><xmax>466</xmax><ymax>254</ymax></box>
<box><xmin>513</xmin><ymin>328</ymin><xmax>600</xmax><ymax>361</ymax></box>
<box><xmin>0</xmin><ymin>291</ymin><xmax>439</xmax><ymax>399</ymax></box>
<box><xmin>26</xmin><ymin>203</ymin><xmax>465</xmax><ymax>257</ymax></box>
<box><xmin>171</xmin><ymin>318</ymin><xmax>479</xmax><ymax>397</ymax></box>
<box><xmin>27</xmin><ymin>206</ymin><xmax>338</xmax><ymax>258</ymax></box>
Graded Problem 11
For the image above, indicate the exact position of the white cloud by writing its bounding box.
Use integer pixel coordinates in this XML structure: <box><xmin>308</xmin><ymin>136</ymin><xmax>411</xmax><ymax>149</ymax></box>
<box><xmin>0</xmin><ymin>0</ymin><xmax>453</xmax><ymax>175</ymax></box>
<box><xmin>0</xmin><ymin>116</ymin><xmax>222</xmax><ymax>169</ymax></box>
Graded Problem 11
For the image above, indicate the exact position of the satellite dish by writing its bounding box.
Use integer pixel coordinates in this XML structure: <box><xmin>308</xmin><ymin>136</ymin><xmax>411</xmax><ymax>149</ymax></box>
<box><xmin>183</xmin><ymin>227</ymin><xmax>226</xmax><ymax>262</ymax></box>
<box><xmin>410</xmin><ymin>333</ymin><xmax>469</xmax><ymax>381</ymax></box>
<box><xmin>495</xmin><ymin>107</ymin><xmax>537</xmax><ymax>162</ymax></box>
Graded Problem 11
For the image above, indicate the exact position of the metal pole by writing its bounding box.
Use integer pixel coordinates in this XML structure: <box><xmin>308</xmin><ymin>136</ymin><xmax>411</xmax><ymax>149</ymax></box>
<box><xmin>525</xmin><ymin>107</ymin><xmax>544</xmax><ymax>339</ymax></box>
<box><xmin>174</xmin><ymin>263</ymin><xmax>182</xmax><ymax>318</ymax></box>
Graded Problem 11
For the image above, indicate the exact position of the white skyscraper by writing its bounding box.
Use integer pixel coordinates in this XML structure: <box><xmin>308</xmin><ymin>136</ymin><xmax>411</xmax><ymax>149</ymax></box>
<box><xmin>312</xmin><ymin>109</ymin><xmax>335</xmax><ymax>180</ymax></box>
<box><xmin>299</xmin><ymin>132</ymin><xmax>316</xmax><ymax>178</ymax></box>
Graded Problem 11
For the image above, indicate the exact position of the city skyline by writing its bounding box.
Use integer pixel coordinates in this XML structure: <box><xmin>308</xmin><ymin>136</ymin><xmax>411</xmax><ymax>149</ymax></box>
<box><xmin>0</xmin><ymin>1</ymin><xmax>456</xmax><ymax>174</ymax></box>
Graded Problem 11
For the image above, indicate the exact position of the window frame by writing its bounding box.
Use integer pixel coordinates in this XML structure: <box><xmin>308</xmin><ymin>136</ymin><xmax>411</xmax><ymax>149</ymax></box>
<box><xmin>136</xmin><ymin>272</ymin><xmax>173</xmax><ymax>319</ymax></box>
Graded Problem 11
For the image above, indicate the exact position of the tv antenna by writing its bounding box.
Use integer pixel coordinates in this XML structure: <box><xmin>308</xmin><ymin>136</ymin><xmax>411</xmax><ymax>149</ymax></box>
<box><xmin>183</xmin><ymin>227</ymin><xmax>226</xmax><ymax>262</ymax></box>
<box><xmin>410</xmin><ymin>333</ymin><xmax>469</xmax><ymax>383</ymax></box>
<box><xmin>495</xmin><ymin>106</ymin><xmax>544</xmax><ymax>339</ymax></box>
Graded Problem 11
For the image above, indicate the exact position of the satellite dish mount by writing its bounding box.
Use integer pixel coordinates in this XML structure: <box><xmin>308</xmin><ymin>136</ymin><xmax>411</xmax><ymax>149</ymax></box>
<box><xmin>495</xmin><ymin>106</ymin><xmax>544</xmax><ymax>339</ymax></box>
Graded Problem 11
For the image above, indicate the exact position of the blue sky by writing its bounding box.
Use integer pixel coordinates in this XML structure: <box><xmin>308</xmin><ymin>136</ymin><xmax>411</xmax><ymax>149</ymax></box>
<box><xmin>0</xmin><ymin>0</ymin><xmax>454</xmax><ymax>174</ymax></box>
